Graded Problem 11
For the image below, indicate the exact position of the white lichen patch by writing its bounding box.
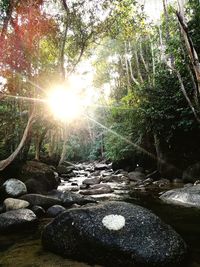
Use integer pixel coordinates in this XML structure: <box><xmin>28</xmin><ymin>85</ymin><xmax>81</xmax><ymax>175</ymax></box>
<box><xmin>102</xmin><ymin>214</ymin><xmax>125</xmax><ymax>231</ymax></box>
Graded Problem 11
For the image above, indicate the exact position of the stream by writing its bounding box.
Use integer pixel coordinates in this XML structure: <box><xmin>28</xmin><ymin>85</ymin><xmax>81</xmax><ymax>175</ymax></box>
<box><xmin>0</xmin><ymin>180</ymin><xmax>200</xmax><ymax>266</ymax></box>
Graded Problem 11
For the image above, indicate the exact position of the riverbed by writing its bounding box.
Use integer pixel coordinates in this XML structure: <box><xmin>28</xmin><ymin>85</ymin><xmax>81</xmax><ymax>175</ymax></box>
<box><xmin>0</xmin><ymin>190</ymin><xmax>200</xmax><ymax>267</ymax></box>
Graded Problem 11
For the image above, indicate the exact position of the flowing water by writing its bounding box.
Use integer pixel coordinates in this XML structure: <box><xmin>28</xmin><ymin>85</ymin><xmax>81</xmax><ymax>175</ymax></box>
<box><xmin>0</xmin><ymin>189</ymin><xmax>200</xmax><ymax>267</ymax></box>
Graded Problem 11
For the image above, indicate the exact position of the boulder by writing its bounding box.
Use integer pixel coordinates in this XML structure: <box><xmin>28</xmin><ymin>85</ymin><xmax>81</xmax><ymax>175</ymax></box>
<box><xmin>160</xmin><ymin>185</ymin><xmax>200</xmax><ymax>208</ymax></box>
<box><xmin>3</xmin><ymin>198</ymin><xmax>29</xmax><ymax>211</ymax></box>
<box><xmin>183</xmin><ymin>162</ymin><xmax>200</xmax><ymax>183</ymax></box>
<box><xmin>0</xmin><ymin>179</ymin><xmax>27</xmax><ymax>199</ymax></box>
<box><xmin>0</xmin><ymin>209</ymin><xmax>37</xmax><ymax>232</ymax></box>
<box><xmin>31</xmin><ymin>205</ymin><xmax>45</xmax><ymax>217</ymax></box>
<box><xmin>101</xmin><ymin>175</ymin><xmax>129</xmax><ymax>184</ymax></box>
<box><xmin>80</xmin><ymin>184</ymin><xmax>113</xmax><ymax>195</ymax></box>
<box><xmin>47</xmin><ymin>205</ymin><xmax>66</xmax><ymax>217</ymax></box>
<box><xmin>128</xmin><ymin>171</ymin><xmax>145</xmax><ymax>181</ymax></box>
<box><xmin>82</xmin><ymin>177</ymin><xmax>101</xmax><ymax>185</ymax></box>
<box><xmin>20</xmin><ymin>161</ymin><xmax>58</xmax><ymax>194</ymax></box>
<box><xmin>56</xmin><ymin>165</ymin><xmax>75</xmax><ymax>175</ymax></box>
<box><xmin>47</xmin><ymin>190</ymin><xmax>96</xmax><ymax>207</ymax></box>
<box><xmin>20</xmin><ymin>194</ymin><xmax>61</xmax><ymax>209</ymax></box>
<box><xmin>42</xmin><ymin>201</ymin><xmax>187</xmax><ymax>267</ymax></box>
<box><xmin>94</xmin><ymin>163</ymin><xmax>108</xmax><ymax>170</ymax></box>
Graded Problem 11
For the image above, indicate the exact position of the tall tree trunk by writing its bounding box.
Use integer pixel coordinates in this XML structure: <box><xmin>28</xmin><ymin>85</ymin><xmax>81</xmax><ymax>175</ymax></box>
<box><xmin>0</xmin><ymin>113</ymin><xmax>35</xmax><ymax>171</ymax></box>
<box><xmin>176</xmin><ymin>10</ymin><xmax>200</xmax><ymax>94</ymax></box>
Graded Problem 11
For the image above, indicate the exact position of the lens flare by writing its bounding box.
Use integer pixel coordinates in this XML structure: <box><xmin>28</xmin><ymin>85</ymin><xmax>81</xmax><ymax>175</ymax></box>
<box><xmin>47</xmin><ymin>86</ymin><xmax>82</xmax><ymax>121</ymax></box>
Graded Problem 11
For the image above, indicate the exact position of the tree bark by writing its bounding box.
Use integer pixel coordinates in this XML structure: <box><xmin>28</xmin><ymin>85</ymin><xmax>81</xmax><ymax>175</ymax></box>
<box><xmin>176</xmin><ymin>11</ymin><xmax>200</xmax><ymax>94</ymax></box>
<box><xmin>0</xmin><ymin>112</ymin><xmax>35</xmax><ymax>171</ymax></box>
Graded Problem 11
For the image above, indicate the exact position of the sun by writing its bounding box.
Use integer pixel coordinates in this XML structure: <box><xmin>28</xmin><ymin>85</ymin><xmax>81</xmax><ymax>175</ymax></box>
<box><xmin>47</xmin><ymin>86</ymin><xmax>82</xmax><ymax>121</ymax></box>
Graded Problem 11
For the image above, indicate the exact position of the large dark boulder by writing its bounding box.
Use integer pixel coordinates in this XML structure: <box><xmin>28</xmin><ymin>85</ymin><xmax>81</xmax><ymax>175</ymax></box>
<box><xmin>160</xmin><ymin>185</ymin><xmax>200</xmax><ymax>208</ymax></box>
<box><xmin>42</xmin><ymin>201</ymin><xmax>187</xmax><ymax>267</ymax></box>
<box><xmin>20</xmin><ymin>194</ymin><xmax>61</xmax><ymax>209</ymax></box>
<box><xmin>182</xmin><ymin>162</ymin><xmax>200</xmax><ymax>183</ymax></box>
<box><xmin>0</xmin><ymin>209</ymin><xmax>37</xmax><ymax>232</ymax></box>
<box><xmin>20</xmin><ymin>161</ymin><xmax>58</xmax><ymax>194</ymax></box>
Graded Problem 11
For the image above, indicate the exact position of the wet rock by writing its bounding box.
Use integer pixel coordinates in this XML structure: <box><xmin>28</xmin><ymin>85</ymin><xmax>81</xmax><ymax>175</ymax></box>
<box><xmin>3</xmin><ymin>198</ymin><xmax>29</xmax><ymax>211</ymax></box>
<box><xmin>57</xmin><ymin>165</ymin><xmax>74</xmax><ymax>175</ymax></box>
<box><xmin>47</xmin><ymin>190</ymin><xmax>97</xmax><ymax>207</ymax></box>
<box><xmin>194</xmin><ymin>180</ymin><xmax>200</xmax><ymax>185</ymax></box>
<box><xmin>101</xmin><ymin>175</ymin><xmax>129</xmax><ymax>184</ymax></box>
<box><xmin>31</xmin><ymin>205</ymin><xmax>45</xmax><ymax>217</ymax></box>
<box><xmin>42</xmin><ymin>201</ymin><xmax>187</xmax><ymax>267</ymax></box>
<box><xmin>80</xmin><ymin>184</ymin><xmax>88</xmax><ymax>190</ymax></box>
<box><xmin>20</xmin><ymin>194</ymin><xmax>61</xmax><ymax>209</ymax></box>
<box><xmin>153</xmin><ymin>179</ymin><xmax>170</xmax><ymax>188</ymax></box>
<box><xmin>0</xmin><ymin>209</ymin><xmax>37</xmax><ymax>232</ymax></box>
<box><xmin>160</xmin><ymin>185</ymin><xmax>200</xmax><ymax>208</ymax></box>
<box><xmin>83</xmin><ymin>177</ymin><xmax>101</xmax><ymax>185</ymax></box>
<box><xmin>128</xmin><ymin>171</ymin><xmax>145</xmax><ymax>182</ymax></box>
<box><xmin>47</xmin><ymin>205</ymin><xmax>66</xmax><ymax>217</ymax></box>
<box><xmin>94</xmin><ymin>163</ymin><xmax>108</xmax><ymax>170</ymax></box>
<box><xmin>0</xmin><ymin>179</ymin><xmax>27</xmax><ymax>199</ymax></box>
<box><xmin>146</xmin><ymin>170</ymin><xmax>161</xmax><ymax>181</ymax></box>
<box><xmin>80</xmin><ymin>184</ymin><xmax>113</xmax><ymax>195</ymax></box>
<box><xmin>135</xmin><ymin>166</ymin><xmax>144</xmax><ymax>173</ymax></box>
<box><xmin>20</xmin><ymin>161</ymin><xmax>58</xmax><ymax>194</ymax></box>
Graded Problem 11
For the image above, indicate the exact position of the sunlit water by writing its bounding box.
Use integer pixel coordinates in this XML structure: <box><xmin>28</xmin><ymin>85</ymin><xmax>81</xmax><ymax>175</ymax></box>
<box><xmin>0</xmin><ymin>189</ymin><xmax>200</xmax><ymax>267</ymax></box>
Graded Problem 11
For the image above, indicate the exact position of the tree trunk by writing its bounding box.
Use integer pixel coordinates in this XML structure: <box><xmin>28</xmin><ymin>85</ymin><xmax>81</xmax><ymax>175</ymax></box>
<box><xmin>0</xmin><ymin>113</ymin><xmax>35</xmax><ymax>171</ymax></box>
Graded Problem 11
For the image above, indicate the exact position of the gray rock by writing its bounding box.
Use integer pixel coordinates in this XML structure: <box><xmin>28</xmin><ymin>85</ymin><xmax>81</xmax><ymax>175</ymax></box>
<box><xmin>4</xmin><ymin>198</ymin><xmax>29</xmax><ymax>211</ymax></box>
<box><xmin>0</xmin><ymin>179</ymin><xmax>27</xmax><ymax>198</ymax></box>
<box><xmin>94</xmin><ymin>163</ymin><xmax>108</xmax><ymax>170</ymax></box>
<box><xmin>57</xmin><ymin>165</ymin><xmax>74</xmax><ymax>175</ymax></box>
<box><xmin>20</xmin><ymin>194</ymin><xmax>61</xmax><ymax>209</ymax></box>
<box><xmin>128</xmin><ymin>171</ymin><xmax>145</xmax><ymax>181</ymax></box>
<box><xmin>0</xmin><ymin>209</ymin><xmax>37</xmax><ymax>232</ymax></box>
<box><xmin>160</xmin><ymin>185</ymin><xmax>200</xmax><ymax>208</ymax></box>
<box><xmin>47</xmin><ymin>205</ymin><xmax>66</xmax><ymax>217</ymax></box>
<box><xmin>80</xmin><ymin>184</ymin><xmax>114</xmax><ymax>195</ymax></box>
<box><xmin>47</xmin><ymin>190</ymin><xmax>97</xmax><ymax>207</ymax></box>
<box><xmin>42</xmin><ymin>201</ymin><xmax>187</xmax><ymax>267</ymax></box>
<box><xmin>83</xmin><ymin>177</ymin><xmax>101</xmax><ymax>185</ymax></box>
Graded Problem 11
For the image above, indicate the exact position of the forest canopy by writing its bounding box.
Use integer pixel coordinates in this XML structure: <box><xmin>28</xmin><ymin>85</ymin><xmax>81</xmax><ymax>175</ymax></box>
<box><xmin>0</xmin><ymin>0</ymin><xmax>200</xmax><ymax>177</ymax></box>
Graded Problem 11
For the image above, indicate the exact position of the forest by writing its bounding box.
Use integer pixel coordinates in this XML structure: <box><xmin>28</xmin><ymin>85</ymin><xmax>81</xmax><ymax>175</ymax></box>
<box><xmin>0</xmin><ymin>0</ymin><xmax>200</xmax><ymax>267</ymax></box>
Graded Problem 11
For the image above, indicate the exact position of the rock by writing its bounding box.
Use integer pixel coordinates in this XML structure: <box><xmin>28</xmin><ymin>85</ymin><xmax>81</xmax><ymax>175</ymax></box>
<box><xmin>3</xmin><ymin>198</ymin><xmax>29</xmax><ymax>211</ymax></box>
<box><xmin>128</xmin><ymin>171</ymin><xmax>145</xmax><ymax>181</ymax></box>
<box><xmin>135</xmin><ymin>166</ymin><xmax>144</xmax><ymax>173</ymax></box>
<box><xmin>0</xmin><ymin>179</ymin><xmax>27</xmax><ymax>199</ymax></box>
<box><xmin>0</xmin><ymin>209</ymin><xmax>37</xmax><ymax>232</ymax></box>
<box><xmin>194</xmin><ymin>180</ymin><xmax>200</xmax><ymax>185</ymax></box>
<box><xmin>31</xmin><ymin>205</ymin><xmax>45</xmax><ymax>217</ymax></box>
<box><xmin>160</xmin><ymin>185</ymin><xmax>200</xmax><ymax>208</ymax></box>
<box><xmin>56</xmin><ymin>165</ymin><xmax>74</xmax><ymax>175</ymax></box>
<box><xmin>153</xmin><ymin>179</ymin><xmax>170</xmax><ymax>187</ymax></box>
<box><xmin>146</xmin><ymin>170</ymin><xmax>161</xmax><ymax>180</ymax></box>
<box><xmin>94</xmin><ymin>163</ymin><xmax>108</xmax><ymax>170</ymax></box>
<box><xmin>80</xmin><ymin>184</ymin><xmax>88</xmax><ymax>190</ymax></box>
<box><xmin>82</xmin><ymin>177</ymin><xmax>101</xmax><ymax>185</ymax></box>
<box><xmin>42</xmin><ymin>201</ymin><xmax>187</xmax><ymax>267</ymax></box>
<box><xmin>20</xmin><ymin>194</ymin><xmax>61</xmax><ymax>209</ymax></box>
<box><xmin>102</xmin><ymin>175</ymin><xmax>129</xmax><ymax>184</ymax></box>
<box><xmin>47</xmin><ymin>190</ymin><xmax>97</xmax><ymax>207</ymax></box>
<box><xmin>20</xmin><ymin>161</ymin><xmax>58</xmax><ymax>194</ymax></box>
<box><xmin>183</xmin><ymin>162</ymin><xmax>200</xmax><ymax>183</ymax></box>
<box><xmin>80</xmin><ymin>184</ymin><xmax>113</xmax><ymax>195</ymax></box>
<box><xmin>47</xmin><ymin>205</ymin><xmax>66</xmax><ymax>217</ymax></box>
